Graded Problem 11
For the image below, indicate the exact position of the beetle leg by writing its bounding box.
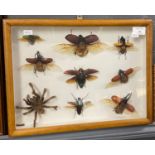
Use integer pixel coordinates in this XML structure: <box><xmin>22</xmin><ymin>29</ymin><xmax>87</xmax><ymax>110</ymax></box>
<box><xmin>74</xmin><ymin>49</ymin><xmax>77</xmax><ymax>55</ymax></box>
<box><xmin>76</xmin><ymin>82</ymin><xmax>78</xmax><ymax>89</ymax></box>
<box><xmin>73</xmin><ymin>110</ymin><xmax>76</xmax><ymax>118</ymax></box>
<box><xmin>33</xmin><ymin>65</ymin><xmax>38</xmax><ymax>77</ymax></box>
<box><xmin>81</xmin><ymin>109</ymin><xmax>84</xmax><ymax>117</ymax></box>
<box><xmin>43</xmin><ymin>65</ymin><xmax>46</xmax><ymax>75</ymax></box>
<box><xmin>124</xmin><ymin>52</ymin><xmax>127</xmax><ymax>60</ymax></box>
<box><xmin>118</xmin><ymin>51</ymin><xmax>121</xmax><ymax>59</ymax></box>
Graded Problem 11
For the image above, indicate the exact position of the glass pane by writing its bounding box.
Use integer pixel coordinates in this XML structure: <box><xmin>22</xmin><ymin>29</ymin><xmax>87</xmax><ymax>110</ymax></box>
<box><xmin>11</xmin><ymin>26</ymin><xmax>147</xmax><ymax>129</ymax></box>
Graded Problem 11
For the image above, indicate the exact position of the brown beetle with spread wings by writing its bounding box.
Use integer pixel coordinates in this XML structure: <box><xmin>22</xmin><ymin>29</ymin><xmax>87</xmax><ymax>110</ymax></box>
<box><xmin>21</xmin><ymin>51</ymin><xmax>59</xmax><ymax>76</ymax></box>
<box><xmin>104</xmin><ymin>93</ymin><xmax>135</xmax><ymax>114</ymax></box>
<box><xmin>57</xmin><ymin>32</ymin><xmax>104</xmax><ymax>57</ymax></box>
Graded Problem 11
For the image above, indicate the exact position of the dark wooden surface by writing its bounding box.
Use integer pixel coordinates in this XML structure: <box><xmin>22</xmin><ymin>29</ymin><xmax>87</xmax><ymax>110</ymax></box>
<box><xmin>0</xmin><ymin>16</ymin><xmax>3</xmax><ymax>135</ymax></box>
<box><xmin>0</xmin><ymin>15</ymin><xmax>7</xmax><ymax>135</ymax></box>
<box><xmin>153</xmin><ymin>64</ymin><xmax>155</xmax><ymax>121</ymax></box>
<box><xmin>0</xmin><ymin>15</ymin><xmax>154</xmax><ymax>139</ymax></box>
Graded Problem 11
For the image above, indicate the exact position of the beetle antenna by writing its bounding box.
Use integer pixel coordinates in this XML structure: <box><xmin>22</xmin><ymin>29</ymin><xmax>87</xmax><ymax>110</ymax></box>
<box><xmin>125</xmin><ymin>92</ymin><xmax>132</xmax><ymax>101</ymax></box>
<box><xmin>118</xmin><ymin>36</ymin><xmax>120</xmax><ymax>42</ymax></box>
<box><xmin>82</xmin><ymin>93</ymin><xmax>89</xmax><ymax>100</ymax></box>
<box><xmin>71</xmin><ymin>93</ymin><xmax>76</xmax><ymax>101</ymax></box>
<box><xmin>126</xmin><ymin>36</ymin><xmax>129</xmax><ymax>42</ymax></box>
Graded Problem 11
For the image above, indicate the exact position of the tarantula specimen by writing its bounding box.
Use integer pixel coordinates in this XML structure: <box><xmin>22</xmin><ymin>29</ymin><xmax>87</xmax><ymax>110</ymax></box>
<box><xmin>16</xmin><ymin>83</ymin><xmax>58</xmax><ymax>128</ymax></box>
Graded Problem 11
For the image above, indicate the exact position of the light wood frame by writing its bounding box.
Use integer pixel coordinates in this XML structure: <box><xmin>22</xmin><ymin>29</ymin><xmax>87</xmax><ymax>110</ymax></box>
<box><xmin>3</xmin><ymin>19</ymin><xmax>153</xmax><ymax>137</ymax></box>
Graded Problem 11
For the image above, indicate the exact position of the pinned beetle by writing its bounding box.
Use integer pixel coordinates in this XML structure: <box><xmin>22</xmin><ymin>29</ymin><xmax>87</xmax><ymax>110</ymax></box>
<box><xmin>56</xmin><ymin>31</ymin><xmax>104</xmax><ymax>57</ymax></box>
<box><xmin>111</xmin><ymin>68</ymin><xmax>134</xmax><ymax>83</ymax></box>
<box><xmin>111</xmin><ymin>93</ymin><xmax>135</xmax><ymax>114</ymax></box>
<box><xmin>64</xmin><ymin>68</ymin><xmax>98</xmax><ymax>88</ymax></box>
<box><xmin>21</xmin><ymin>51</ymin><xmax>59</xmax><ymax>76</ymax></box>
<box><xmin>114</xmin><ymin>36</ymin><xmax>133</xmax><ymax>59</ymax></box>
<box><xmin>66</xmin><ymin>94</ymin><xmax>92</xmax><ymax>116</ymax></box>
<box><xmin>106</xmin><ymin>67</ymin><xmax>140</xmax><ymax>88</ymax></box>
<box><xmin>19</xmin><ymin>35</ymin><xmax>43</xmax><ymax>45</ymax></box>
<box><xmin>65</xmin><ymin>33</ymin><xmax>99</xmax><ymax>57</ymax></box>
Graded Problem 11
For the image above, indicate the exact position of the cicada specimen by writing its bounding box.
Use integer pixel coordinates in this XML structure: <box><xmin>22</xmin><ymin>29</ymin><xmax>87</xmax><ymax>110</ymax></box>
<box><xmin>19</xmin><ymin>35</ymin><xmax>43</xmax><ymax>45</ymax></box>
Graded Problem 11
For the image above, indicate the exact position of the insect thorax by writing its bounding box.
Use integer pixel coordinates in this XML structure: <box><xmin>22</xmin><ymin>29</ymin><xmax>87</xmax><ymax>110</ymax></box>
<box><xmin>120</xmin><ymin>45</ymin><xmax>127</xmax><ymax>54</ymax></box>
<box><xmin>76</xmin><ymin>72</ymin><xmax>86</xmax><ymax>88</ymax></box>
<box><xmin>119</xmin><ymin>70</ymin><xmax>128</xmax><ymax>83</ymax></box>
<box><xmin>35</xmin><ymin>61</ymin><xmax>46</xmax><ymax>72</ymax></box>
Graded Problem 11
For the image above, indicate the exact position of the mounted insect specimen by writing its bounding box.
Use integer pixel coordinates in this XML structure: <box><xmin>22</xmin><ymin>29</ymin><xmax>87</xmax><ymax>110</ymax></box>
<box><xmin>56</xmin><ymin>31</ymin><xmax>105</xmax><ymax>57</ymax></box>
<box><xmin>106</xmin><ymin>67</ymin><xmax>140</xmax><ymax>88</ymax></box>
<box><xmin>16</xmin><ymin>83</ymin><xmax>58</xmax><ymax>128</ymax></box>
<box><xmin>19</xmin><ymin>35</ymin><xmax>43</xmax><ymax>45</ymax></box>
<box><xmin>21</xmin><ymin>51</ymin><xmax>59</xmax><ymax>76</ymax></box>
<box><xmin>114</xmin><ymin>36</ymin><xmax>133</xmax><ymax>59</ymax></box>
<box><xmin>104</xmin><ymin>93</ymin><xmax>135</xmax><ymax>114</ymax></box>
<box><xmin>64</xmin><ymin>68</ymin><xmax>98</xmax><ymax>88</ymax></box>
<box><xmin>66</xmin><ymin>94</ymin><xmax>92</xmax><ymax>116</ymax></box>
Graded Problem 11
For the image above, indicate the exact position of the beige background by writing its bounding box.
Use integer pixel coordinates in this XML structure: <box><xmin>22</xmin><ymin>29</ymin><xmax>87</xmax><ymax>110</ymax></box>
<box><xmin>11</xmin><ymin>26</ymin><xmax>147</xmax><ymax>129</ymax></box>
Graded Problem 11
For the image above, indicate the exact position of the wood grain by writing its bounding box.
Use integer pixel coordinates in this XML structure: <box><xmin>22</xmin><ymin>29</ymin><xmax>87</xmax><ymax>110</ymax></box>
<box><xmin>3</xmin><ymin>19</ymin><xmax>153</xmax><ymax>137</ymax></box>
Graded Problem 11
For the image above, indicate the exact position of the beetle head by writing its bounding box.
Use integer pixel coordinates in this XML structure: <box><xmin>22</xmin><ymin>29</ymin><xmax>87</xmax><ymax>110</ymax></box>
<box><xmin>35</xmin><ymin>51</ymin><xmax>43</xmax><ymax>60</ymax></box>
<box><xmin>120</xmin><ymin>36</ymin><xmax>126</xmax><ymax>44</ymax></box>
<box><xmin>78</xmin><ymin>35</ymin><xmax>85</xmax><ymax>43</ymax></box>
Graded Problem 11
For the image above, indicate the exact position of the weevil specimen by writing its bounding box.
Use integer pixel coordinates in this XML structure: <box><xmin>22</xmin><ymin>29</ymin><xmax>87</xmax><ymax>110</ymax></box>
<box><xmin>16</xmin><ymin>83</ymin><xmax>58</xmax><ymax>128</ymax></box>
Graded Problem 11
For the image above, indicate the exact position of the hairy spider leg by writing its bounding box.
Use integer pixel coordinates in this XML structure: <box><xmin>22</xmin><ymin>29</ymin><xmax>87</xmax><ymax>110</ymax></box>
<box><xmin>43</xmin><ymin>96</ymin><xmax>56</xmax><ymax>104</ymax></box>
<box><xmin>33</xmin><ymin>111</ymin><xmax>38</xmax><ymax>128</ymax></box>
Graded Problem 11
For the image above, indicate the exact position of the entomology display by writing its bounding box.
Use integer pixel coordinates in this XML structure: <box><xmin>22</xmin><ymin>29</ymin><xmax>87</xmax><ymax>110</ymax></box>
<box><xmin>3</xmin><ymin>19</ymin><xmax>153</xmax><ymax>137</ymax></box>
<box><xmin>114</xmin><ymin>36</ymin><xmax>133</xmax><ymax>59</ymax></box>
<box><xmin>16</xmin><ymin>83</ymin><xmax>58</xmax><ymax>128</ymax></box>
<box><xmin>19</xmin><ymin>35</ymin><xmax>43</xmax><ymax>45</ymax></box>
<box><xmin>57</xmin><ymin>31</ymin><xmax>105</xmax><ymax>57</ymax></box>
<box><xmin>64</xmin><ymin>68</ymin><xmax>98</xmax><ymax>88</ymax></box>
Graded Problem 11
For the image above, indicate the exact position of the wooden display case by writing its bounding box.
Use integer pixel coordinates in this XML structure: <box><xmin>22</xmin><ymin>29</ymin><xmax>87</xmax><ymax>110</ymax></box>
<box><xmin>3</xmin><ymin>19</ymin><xmax>153</xmax><ymax>137</ymax></box>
